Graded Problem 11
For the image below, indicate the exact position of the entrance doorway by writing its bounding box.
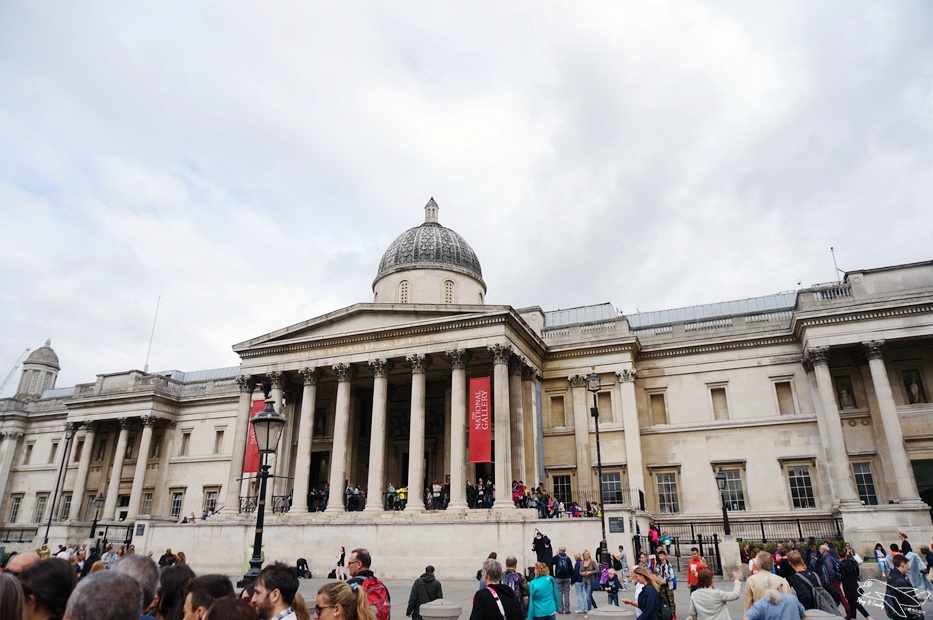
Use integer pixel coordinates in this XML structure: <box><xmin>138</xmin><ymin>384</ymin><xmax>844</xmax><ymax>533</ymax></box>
<box><xmin>911</xmin><ymin>459</ymin><xmax>933</xmax><ymax>518</ymax></box>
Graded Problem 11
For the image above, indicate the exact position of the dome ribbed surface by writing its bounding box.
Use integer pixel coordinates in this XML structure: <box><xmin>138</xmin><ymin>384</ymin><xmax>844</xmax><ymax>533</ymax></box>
<box><xmin>376</xmin><ymin>199</ymin><xmax>483</xmax><ymax>282</ymax></box>
<box><xmin>25</xmin><ymin>340</ymin><xmax>60</xmax><ymax>369</ymax></box>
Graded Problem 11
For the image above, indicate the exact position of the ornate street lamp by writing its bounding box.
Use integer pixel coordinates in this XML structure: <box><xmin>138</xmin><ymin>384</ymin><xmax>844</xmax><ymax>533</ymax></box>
<box><xmin>241</xmin><ymin>399</ymin><xmax>286</xmax><ymax>585</ymax></box>
<box><xmin>89</xmin><ymin>494</ymin><xmax>105</xmax><ymax>553</ymax></box>
<box><xmin>586</xmin><ymin>369</ymin><xmax>607</xmax><ymax>555</ymax></box>
<box><xmin>715</xmin><ymin>468</ymin><xmax>732</xmax><ymax>536</ymax></box>
<box><xmin>44</xmin><ymin>423</ymin><xmax>78</xmax><ymax>545</ymax></box>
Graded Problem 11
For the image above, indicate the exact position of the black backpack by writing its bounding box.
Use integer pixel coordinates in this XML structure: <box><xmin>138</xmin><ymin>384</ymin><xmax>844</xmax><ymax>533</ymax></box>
<box><xmin>556</xmin><ymin>554</ymin><xmax>572</xmax><ymax>577</ymax></box>
<box><xmin>794</xmin><ymin>572</ymin><xmax>841</xmax><ymax>616</ymax></box>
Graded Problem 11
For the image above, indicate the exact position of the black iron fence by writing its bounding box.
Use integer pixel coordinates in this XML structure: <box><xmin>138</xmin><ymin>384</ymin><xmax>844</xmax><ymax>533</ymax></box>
<box><xmin>0</xmin><ymin>527</ymin><xmax>37</xmax><ymax>543</ymax></box>
<box><xmin>655</xmin><ymin>517</ymin><xmax>842</xmax><ymax>543</ymax></box>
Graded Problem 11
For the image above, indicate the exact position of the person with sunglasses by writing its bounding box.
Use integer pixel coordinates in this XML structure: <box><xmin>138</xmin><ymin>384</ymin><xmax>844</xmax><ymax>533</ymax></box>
<box><xmin>315</xmin><ymin>581</ymin><xmax>376</xmax><ymax>620</ymax></box>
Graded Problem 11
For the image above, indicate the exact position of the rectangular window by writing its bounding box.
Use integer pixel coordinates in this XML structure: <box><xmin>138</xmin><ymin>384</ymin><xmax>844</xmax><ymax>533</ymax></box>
<box><xmin>22</xmin><ymin>443</ymin><xmax>34</xmax><ymax>465</ymax></box>
<box><xmin>649</xmin><ymin>393</ymin><xmax>668</xmax><ymax>425</ymax></box>
<box><xmin>720</xmin><ymin>469</ymin><xmax>746</xmax><ymax>510</ymax></box>
<box><xmin>60</xmin><ymin>494</ymin><xmax>72</xmax><ymax>520</ymax></box>
<box><xmin>775</xmin><ymin>381</ymin><xmax>796</xmax><ymax>415</ymax></box>
<box><xmin>710</xmin><ymin>386</ymin><xmax>729</xmax><ymax>420</ymax></box>
<box><xmin>179</xmin><ymin>432</ymin><xmax>191</xmax><ymax>457</ymax></box>
<box><xmin>49</xmin><ymin>441</ymin><xmax>59</xmax><ymax>465</ymax></box>
<box><xmin>553</xmin><ymin>475</ymin><xmax>572</xmax><ymax>503</ymax></box>
<box><xmin>73</xmin><ymin>439</ymin><xmax>84</xmax><ymax>463</ymax></box>
<box><xmin>203</xmin><ymin>488</ymin><xmax>219</xmax><ymax>513</ymax></box>
<box><xmin>787</xmin><ymin>465</ymin><xmax>816</xmax><ymax>509</ymax></box>
<box><xmin>601</xmin><ymin>472</ymin><xmax>623</xmax><ymax>504</ymax></box>
<box><xmin>9</xmin><ymin>496</ymin><xmax>22</xmax><ymax>523</ymax></box>
<box><xmin>656</xmin><ymin>472</ymin><xmax>680</xmax><ymax>514</ymax></box>
<box><xmin>142</xmin><ymin>493</ymin><xmax>153</xmax><ymax>515</ymax></box>
<box><xmin>550</xmin><ymin>396</ymin><xmax>566</xmax><ymax>426</ymax></box>
<box><xmin>853</xmin><ymin>463</ymin><xmax>878</xmax><ymax>505</ymax></box>
<box><xmin>32</xmin><ymin>494</ymin><xmax>49</xmax><ymax>524</ymax></box>
<box><xmin>84</xmin><ymin>494</ymin><xmax>97</xmax><ymax>521</ymax></box>
<box><xmin>170</xmin><ymin>491</ymin><xmax>185</xmax><ymax>518</ymax></box>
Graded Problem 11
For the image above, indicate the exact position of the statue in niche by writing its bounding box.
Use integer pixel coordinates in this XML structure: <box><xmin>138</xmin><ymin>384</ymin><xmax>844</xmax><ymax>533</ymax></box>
<box><xmin>903</xmin><ymin>370</ymin><xmax>926</xmax><ymax>404</ymax></box>
<box><xmin>388</xmin><ymin>412</ymin><xmax>410</xmax><ymax>440</ymax></box>
<box><xmin>835</xmin><ymin>376</ymin><xmax>856</xmax><ymax>409</ymax></box>
<box><xmin>425</xmin><ymin>408</ymin><xmax>444</xmax><ymax>437</ymax></box>
<box><xmin>313</xmin><ymin>408</ymin><xmax>326</xmax><ymax>436</ymax></box>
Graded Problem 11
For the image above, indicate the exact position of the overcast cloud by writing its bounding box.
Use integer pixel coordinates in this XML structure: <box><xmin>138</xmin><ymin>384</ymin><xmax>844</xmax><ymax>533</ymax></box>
<box><xmin>1</xmin><ymin>2</ymin><xmax>931</xmax><ymax>393</ymax></box>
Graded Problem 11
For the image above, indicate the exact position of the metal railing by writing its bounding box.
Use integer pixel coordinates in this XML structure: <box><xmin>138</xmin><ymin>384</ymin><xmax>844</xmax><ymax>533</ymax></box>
<box><xmin>0</xmin><ymin>527</ymin><xmax>38</xmax><ymax>543</ymax></box>
<box><xmin>654</xmin><ymin>517</ymin><xmax>842</xmax><ymax>543</ymax></box>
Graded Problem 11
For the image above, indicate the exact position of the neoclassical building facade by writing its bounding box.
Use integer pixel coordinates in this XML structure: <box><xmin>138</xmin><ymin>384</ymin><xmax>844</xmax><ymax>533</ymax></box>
<box><xmin>1</xmin><ymin>199</ymin><xmax>932</xmax><ymax>577</ymax></box>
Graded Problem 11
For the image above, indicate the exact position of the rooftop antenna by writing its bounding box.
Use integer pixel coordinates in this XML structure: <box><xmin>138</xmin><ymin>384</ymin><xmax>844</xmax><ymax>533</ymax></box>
<box><xmin>143</xmin><ymin>296</ymin><xmax>161</xmax><ymax>373</ymax></box>
<box><xmin>830</xmin><ymin>247</ymin><xmax>845</xmax><ymax>282</ymax></box>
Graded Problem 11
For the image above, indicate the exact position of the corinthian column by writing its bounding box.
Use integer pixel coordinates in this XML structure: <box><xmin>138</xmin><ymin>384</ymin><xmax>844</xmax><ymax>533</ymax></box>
<box><xmin>225</xmin><ymin>375</ymin><xmax>254</xmax><ymax>512</ymax></box>
<box><xmin>326</xmin><ymin>363</ymin><xmax>355</xmax><ymax>512</ymax></box>
<box><xmin>523</xmin><ymin>366</ymin><xmax>541</xmax><ymax>487</ymax></box>
<box><xmin>104</xmin><ymin>419</ymin><xmax>131</xmax><ymax>520</ymax></box>
<box><xmin>126</xmin><ymin>417</ymin><xmax>156</xmax><ymax>520</ymax></box>
<box><xmin>862</xmin><ymin>341</ymin><xmax>923</xmax><ymax>503</ymax></box>
<box><xmin>489</xmin><ymin>344</ymin><xmax>514</xmax><ymax>509</ymax></box>
<box><xmin>0</xmin><ymin>431</ymin><xmax>23</xmax><ymax>506</ymax></box>
<box><xmin>569</xmin><ymin>374</ymin><xmax>593</xmax><ymax>494</ymax></box>
<box><xmin>290</xmin><ymin>368</ymin><xmax>322</xmax><ymax>512</ymax></box>
<box><xmin>447</xmin><ymin>350</ymin><xmax>471</xmax><ymax>509</ymax></box>
<box><xmin>804</xmin><ymin>348</ymin><xmax>859</xmax><ymax>505</ymax></box>
<box><xmin>69</xmin><ymin>422</ymin><xmax>97</xmax><ymax>520</ymax></box>
<box><xmin>617</xmin><ymin>369</ymin><xmax>644</xmax><ymax>497</ymax></box>
<box><xmin>405</xmin><ymin>354</ymin><xmax>431</xmax><ymax>512</ymax></box>
<box><xmin>365</xmin><ymin>359</ymin><xmax>394</xmax><ymax>512</ymax></box>
<box><xmin>509</xmin><ymin>356</ymin><xmax>526</xmax><ymax>484</ymax></box>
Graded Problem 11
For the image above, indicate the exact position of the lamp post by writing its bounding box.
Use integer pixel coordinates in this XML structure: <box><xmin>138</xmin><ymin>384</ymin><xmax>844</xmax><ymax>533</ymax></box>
<box><xmin>241</xmin><ymin>399</ymin><xmax>286</xmax><ymax>586</ymax></box>
<box><xmin>44</xmin><ymin>423</ymin><xmax>78</xmax><ymax>545</ymax></box>
<box><xmin>586</xmin><ymin>370</ymin><xmax>607</xmax><ymax>553</ymax></box>
<box><xmin>89</xmin><ymin>494</ymin><xmax>105</xmax><ymax>553</ymax></box>
<box><xmin>715</xmin><ymin>468</ymin><xmax>732</xmax><ymax>536</ymax></box>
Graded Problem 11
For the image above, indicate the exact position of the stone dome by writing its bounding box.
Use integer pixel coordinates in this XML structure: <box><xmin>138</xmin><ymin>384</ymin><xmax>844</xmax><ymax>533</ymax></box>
<box><xmin>25</xmin><ymin>339</ymin><xmax>60</xmax><ymax>369</ymax></box>
<box><xmin>374</xmin><ymin>198</ymin><xmax>485</xmax><ymax>285</ymax></box>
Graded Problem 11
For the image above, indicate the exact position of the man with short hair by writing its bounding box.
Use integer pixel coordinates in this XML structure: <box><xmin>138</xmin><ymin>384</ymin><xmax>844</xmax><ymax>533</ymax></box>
<box><xmin>786</xmin><ymin>550</ymin><xmax>832</xmax><ymax>612</ymax></box>
<box><xmin>252</xmin><ymin>562</ymin><xmax>299</xmax><ymax>620</ymax></box>
<box><xmin>65</xmin><ymin>570</ymin><xmax>143</xmax><ymax>620</ymax></box>
<box><xmin>687</xmin><ymin>548</ymin><xmax>704</xmax><ymax>593</ymax></box>
<box><xmin>500</xmin><ymin>556</ymin><xmax>529</xmax><ymax>615</ymax></box>
<box><xmin>348</xmin><ymin>548</ymin><xmax>391</xmax><ymax>620</ymax></box>
<box><xmin>551</xmin><ymin>546</ymin><xmax>573</xmax><ymax>613</ymax></box>
<box><xmin>185</xmin><ymin>574</ymin><xmax>235</xmax><ymax>620</ymax></box>
<box><xmin>112</xmin><ymin>554</ymin><xmax>160</xmax><ymax>618</ymax></box>
<box><xmin>407</xmin><ymin>565</ymin><xmax>443</xmax><ymax>620</ymax></box>
<box><xmin>470</xmin><ymin>559</ymin><xmax>523</xmax><ymax>620</ymax></box>
<box><xmin>744</xmin><ymin>551</ymin><xmax>792</xmax><ymax>611</ymax></box>
<box><xmin>886</xmin><ymin>554</ymin><xmax>921</xmax><ymax>620</ymax></box>
<box><xmin>820</xmin><ymin>543</ymin><xmax>851</xmax><ymax>617</ymax></box>
<box><xmin>102</xmin><ymin>544</ymin><xmax>119</xmax><ymax>569</ymax></box>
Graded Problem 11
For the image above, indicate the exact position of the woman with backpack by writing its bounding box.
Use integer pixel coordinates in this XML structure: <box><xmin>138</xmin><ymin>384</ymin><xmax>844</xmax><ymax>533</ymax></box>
<box><xmin>654</xmin><ymin>552</ymin><xmax>677</xmax><ymax>619</ymax></box>
<box><xmin>527</xmin><ymin>562</ymin><xmax>560</xmax><ymax>620</ymax></box>
<box><xmin>316</xmin><ymin>581</ymin><xmax>376</xmax><ymax>620</ymax></box>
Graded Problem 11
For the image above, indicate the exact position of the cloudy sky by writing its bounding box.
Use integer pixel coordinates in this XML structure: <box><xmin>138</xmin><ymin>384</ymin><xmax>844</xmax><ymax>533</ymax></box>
<box><xmin>1</xmin><ymin>2</ymin><xmax>931</xmax><ymax>393</ymax></box>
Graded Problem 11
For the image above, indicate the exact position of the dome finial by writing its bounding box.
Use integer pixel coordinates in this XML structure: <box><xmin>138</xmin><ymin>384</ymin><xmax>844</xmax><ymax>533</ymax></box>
<box><xmin>425</xmin><ymin>197</ymin><xmax>439</xmax><ymax>224</ymax></box>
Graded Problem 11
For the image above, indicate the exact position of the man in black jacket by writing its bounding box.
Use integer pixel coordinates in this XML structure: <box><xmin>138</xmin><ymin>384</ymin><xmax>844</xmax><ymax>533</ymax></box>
<box><xmin>470</xmin><ymin>559</ymin><xmax>523</xmax><ymax>620</ymax></box>
<box><xmin>786</xmin><ymin>550</ymin><xmax>834</xmax><ymax>612</ymax></box>
<box><xmin>407</xmin><ymin>565</ymin><xmax>443</xmax><ymax>620</ymax></box>
<box><xmin>886</xmin><ymin>554</ymin><xmax>921</xmax><ymax>620</ymax></box>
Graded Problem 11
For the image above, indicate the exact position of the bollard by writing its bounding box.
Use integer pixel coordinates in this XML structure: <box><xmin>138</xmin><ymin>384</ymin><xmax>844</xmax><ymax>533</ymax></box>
<box><xmin>419</xmin><ymin>599</ymin><xmax>463</xmax><ymax>620</ymax></box>
<box><xmin>587</xmin><ymin>607</ymin><xmax>636</xmax><ymax>620</ymax></box>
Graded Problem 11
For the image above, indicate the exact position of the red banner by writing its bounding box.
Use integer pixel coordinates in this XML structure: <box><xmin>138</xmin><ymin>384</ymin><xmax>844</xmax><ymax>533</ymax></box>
<box><xmin>469</xmin><ymin>376</ymin><xmax>492</xmax><ymax>463</ymax></box>
<box><xmin>242</xmin><ymin>397</ymin><xmax>265</xmax><ymax>473</ymax></box>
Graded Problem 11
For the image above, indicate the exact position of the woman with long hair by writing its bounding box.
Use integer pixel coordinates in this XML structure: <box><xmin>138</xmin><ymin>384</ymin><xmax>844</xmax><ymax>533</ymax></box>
<box><xmin>336</xmin><ymin>547</ymin><xmax>347</xmax><ymax>580</ymax></box>
<box><xmin>315</xmin><ymin>581</ymin><xmax>376</xmax><ymax>620</ymax></box>
<box><xmin>156</xmin><ymin>563</ymin><xmax>195</xmax><ymax>620</ymax></box>
<box><xmin>572</xmin><ymin>553</ymin><xmax>584</xmax><ymax>613</ymax></box>
<box><xmin>874</xmin><ymin>543</ymin><xmax>888</xmax><ymax>578</ymax></box>
<box><xmin>527</xmin><ymin>562</ymin><xmax>560</xmax><ymax>620</ymax></box>
<box><xmin>292</xmin><ymin>592</ymin><xmax>312</xmax><ymax>620</ymax></box>
<box><xmin>0</xmin><ymin>573</ymin><xmax>24</xmax><ymax>620</ymax></box>
<box><xmin>579</xmin><ymin>550</ymin><xmax>598</xmax><ymax>612</ymax></box>
<box><xmin>688</xmin><ymin>568</ymin><xmax>742</xmax><ymax>620</ymax></box>
<box><xmin>20</xmin><ymin>557</ymin><xmax>77</xmax><ymax>620</ymax></box>
<box><xmin>205</xmin><ymin>597</ymin><xmax>258</xmax><ymax>620</ymax></box>
<box><xmin>839</xmin><ymin>548</ymin><xmax>874</xmax><ymax>620</ymax></box>
<box><xmin>621</xmin><ymin>566</ymin><xmax>662</xmax><ymax>620</ymax></box>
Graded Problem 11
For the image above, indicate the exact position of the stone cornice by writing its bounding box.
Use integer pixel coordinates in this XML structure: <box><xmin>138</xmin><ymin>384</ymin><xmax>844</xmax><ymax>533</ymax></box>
<box><xmin>791</xmin><ymin>301</ymin><xmax>933</xmax><ymax>339</ymax></box>
<box><xmin>546</xmin><ymin>342</ymin><xmax>638</xmax><ymax>361</ymax></box>
<box><xmin>636</xmin><ymin>335</ymin><xmax>798</xmax><ymax>360</ymax></box>
<box><xmin>65</xmin><ymin>391</ymin><xmax>237</xmax><ymax>412</ymax></box>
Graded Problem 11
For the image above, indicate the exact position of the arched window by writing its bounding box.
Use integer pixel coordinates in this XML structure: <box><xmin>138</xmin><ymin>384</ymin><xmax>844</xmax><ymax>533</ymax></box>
<box><xmin>399</xmin><ymin>280</ymin><xmax>410</xmax><ymax>303</ymax></box>
<box><xmin>443</xmin><ymin>280</ymin><xmax>455</xmax><ymax>304</ymax></box>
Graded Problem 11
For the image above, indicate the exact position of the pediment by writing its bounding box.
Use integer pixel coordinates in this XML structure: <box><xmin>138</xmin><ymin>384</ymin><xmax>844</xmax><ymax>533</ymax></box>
<box><xmin>233</xmin><ymin>303</ymin><xmax>511</xmax><ymax>353</ymax></box>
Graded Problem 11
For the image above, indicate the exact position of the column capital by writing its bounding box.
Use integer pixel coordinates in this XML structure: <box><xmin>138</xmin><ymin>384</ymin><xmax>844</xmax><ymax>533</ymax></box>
<box><xmin>300</xmin><ymin>367</ymin><xmax>323</xmax><ymax>385</ymax></box>
<box><xmin>333</xmin><ymin>363</ymin><xmax>357</xmax><ymax>383</ymax></box>
<box><xmin>488</xmin><ymin>343</ymin><xmax>513</xmax><ymax>364</ymax></box>
<box><xmin>521</xmin><ymin>366</ymin><xmax>539</xmax><ymax>382</ymax></box>
<box><xmin>862</xmin><ymin>340</ymin><xmax>885</xmax><ymax>360</ymax></box>
<box><xmin>267</xmin><ymin>371</ymin><xmax>284</xmax><ymax>390</ymax></box>
<box><xmin>446</xmin><ymin>349</ymin><xmax>472</xmax><ymax>370</ymax></box>
<box><xmin>568</xmin><ymin>374</ymin><xmax>587</xmax><ymax>389</ymax></box>
<box><xmin>140</xmin><ymin>416</ymin><xmax>158</xmax><ymax>428</ymax></box>
<box><xmin>83</xmin><ymin>421</ymin><xmax>99</xmax><ymax>434</ymax></box>
<box><xmin>804</xmin><ymin>347</ymin><xmax>830</xmax><ymax>368</ymax></box>
<box><xmin>117</xmin><ymin>418</ymin><xmax>131</xmax><ymax>431</ymax></box>
<box><xmin>617</xmin><ymin>368</ymin><xmax>638</xmax><ymax>382</ymax></box>
<box><xmin>1</xmin><ymin>431</ymin><xmax>23</xmax><ymax>440</ymax></box>
<box><xmin>509</xmin><ymin>355</ymin><xmax>527</xmax><ymax>377</ymax></box>
<box><xmin>236</xmin><ymin>374</ymin><xmax>254</xmax><ymax>393</ymax></box>
<box><xmin>369</xmin><ymin>359</ymin><xmax>395</xmax><ymax>378</ymax></box>
<box><xmin>406</xmin><ymin>354</ymin><xmax>432</xmax><ymax>374</ymax></box>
